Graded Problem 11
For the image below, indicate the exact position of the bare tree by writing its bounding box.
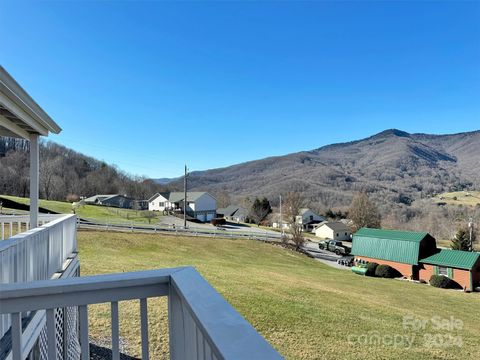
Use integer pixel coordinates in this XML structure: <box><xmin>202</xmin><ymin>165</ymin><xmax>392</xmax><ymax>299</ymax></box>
<box><xmin>216</xmin><ymin>190</ymin><xmax>231</xmax><ymax>208</ymax></box>
<box><xmin>283</xmin><ymin>192</ymin><xmax>306</xmax><ymax>249</ymax></box>
<box><xmin>348</xmin><ymin>192</ymin><xmax>381</xmax><ymax>231</ymax></box>
<box><xmin>143</xmin><ymin>211</ymin><xmax>157</xmax><ymax>224</ymax></box>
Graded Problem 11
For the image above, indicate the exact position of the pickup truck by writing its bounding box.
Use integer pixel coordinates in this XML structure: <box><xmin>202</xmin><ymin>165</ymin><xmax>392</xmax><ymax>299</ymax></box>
<box><xmin>318</xmin><ymin>240</ymin><xmax>351</xmax><ymax>255</ymax></box>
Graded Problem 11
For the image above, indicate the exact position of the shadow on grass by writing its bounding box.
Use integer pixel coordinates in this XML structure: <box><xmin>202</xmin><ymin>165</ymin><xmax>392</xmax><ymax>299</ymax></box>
<box><xmin>89</xmin><ymin>343</ymin><xmax>140</xmax><ymax>360</ymax></box>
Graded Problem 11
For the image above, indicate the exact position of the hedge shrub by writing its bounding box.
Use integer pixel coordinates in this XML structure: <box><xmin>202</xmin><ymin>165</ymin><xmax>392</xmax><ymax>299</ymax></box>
<box><xmin>374</xmin><ymin>264</ymin><xmax>401</xmax><ymax>278</ymax></box>
<box><xmin>365</xmin><ymin>262</ymin><xmax>378</xmax><ymax>277</ymax></box>
<box><xmin>429</xmin><ymin>275</ymin><xmax>461</xmax><ymax>289</ymax></box>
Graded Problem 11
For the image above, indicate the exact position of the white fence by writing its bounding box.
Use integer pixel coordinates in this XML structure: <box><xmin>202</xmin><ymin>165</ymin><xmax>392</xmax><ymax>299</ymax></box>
<box><xmin>0</xmin><ymin>267</ymin><xmax>282</xmax><ymax>360</ymax></box>
<box><xmin>0</xmin><ymin>214</ymin><xmax>78</xmax><ymax>343</ymax></box>
<box><xmin>78</xmin><ymin>218</ymin><xmax>286</xmax><ymax>242</ymax></box>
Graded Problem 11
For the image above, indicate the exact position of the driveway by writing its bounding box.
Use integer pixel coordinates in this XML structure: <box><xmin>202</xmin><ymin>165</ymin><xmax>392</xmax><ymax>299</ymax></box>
<box><xmin>301</xmin><ymin>241</ymin><xmax>354</xmax><ymax>270</ymax></box>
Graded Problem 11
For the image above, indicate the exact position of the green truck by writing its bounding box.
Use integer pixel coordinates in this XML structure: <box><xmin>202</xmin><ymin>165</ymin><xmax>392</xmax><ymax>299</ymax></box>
<box><xmin>318</xmin><ymin>240</ymin><xmax>351</xmax><ymax>255</ymax></box>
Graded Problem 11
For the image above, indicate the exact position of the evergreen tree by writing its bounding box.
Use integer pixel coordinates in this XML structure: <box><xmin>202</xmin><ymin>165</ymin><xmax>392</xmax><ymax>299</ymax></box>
<box><xmin>249</xmin><ymin>197</ymin><xmax>272</xmax><ymax>225</ymax></box>
<box><xmin>451</xmin><ymin>229</ymin><xmax>470</xmax><ymax>251</ymax></box>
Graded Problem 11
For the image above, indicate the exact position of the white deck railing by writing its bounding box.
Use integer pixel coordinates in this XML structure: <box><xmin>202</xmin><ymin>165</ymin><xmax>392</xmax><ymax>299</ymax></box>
<box><xmin>0</xmin><ymin>214</ymin><xmax>78</xmax><ymax>342</ymax></box>
<box><xmin>0</xmin><ymin>267</ymin><xmax>282</xmax><ymax>360</ymax></box>
<box><xmin>0</xmin><ymin>214</ymin><xmax>64</xmax><ymax>240</ymax></box>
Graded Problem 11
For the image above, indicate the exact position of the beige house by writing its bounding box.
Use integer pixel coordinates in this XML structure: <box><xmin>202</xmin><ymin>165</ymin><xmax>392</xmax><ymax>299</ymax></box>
<box><xmin>315</xmin><ymin>221</ymin><xmax>351</xmax><ymax>241</ymax></box>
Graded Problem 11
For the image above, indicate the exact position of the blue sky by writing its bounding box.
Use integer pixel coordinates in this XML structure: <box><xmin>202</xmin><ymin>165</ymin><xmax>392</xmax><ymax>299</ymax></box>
<box><xmin>1</xmin><ymin>1</ymin><xmax>479</xmax><ymax>178</ymax></box>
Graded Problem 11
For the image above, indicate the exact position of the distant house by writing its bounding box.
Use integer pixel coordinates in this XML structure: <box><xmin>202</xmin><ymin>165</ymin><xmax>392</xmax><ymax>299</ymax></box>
<box><xmin>296</xmin><ymin>208</ymin><xmax>325</xmax><ymax>231</ymax></box>
<box><xmin>133</xmin><ymin>199</ymin><xmax>149</xmax><ymax>210</ymax></box>
<box><xmin>352</xmin><ymin>228</ymin><xmax>480</xmax><ymax>291</ymax></box>
<box><xmin>217</xmin><ymin>205</ymin><xmax>248</xmax><ymax>223</ymax></box>
<box><xmin>148</xmin><ymin>191</ymin><xmax>217</xmax><ymax>222</ymax></box>
<box><xmin>315</xmin><ymin>221</ymin><xmax>351</xmax><ymax>241</ymax></box>
<box><xmin>83</xmin><ymin>194</ymin><xmax>133</xmax><ymax>209</ymax></box>
<box><xmin>271</xmin><ymin>213</ymin><xmax>289</xmax><ymax>230</ymax></box>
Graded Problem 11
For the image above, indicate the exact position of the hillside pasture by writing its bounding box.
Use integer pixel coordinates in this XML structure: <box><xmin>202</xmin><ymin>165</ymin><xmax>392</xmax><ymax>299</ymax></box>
<box><xmin>78</xmin><ymin>230</ymin><xmax>479</xmax><ymax>360</ymax></box>
<box><xmin>433</xmin><ymin>191</ymin><xmax>480</xmax><ymax>207</ymax></box>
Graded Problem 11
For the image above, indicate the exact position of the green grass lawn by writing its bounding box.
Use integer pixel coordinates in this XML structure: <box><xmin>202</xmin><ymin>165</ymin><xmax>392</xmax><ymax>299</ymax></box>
<box><xmin>78</xmin><ymin>230</ymin><xmax>480</xmax><ymax>360</ymax></box>
<box><xmin>0</xmin><ymin>195</ymin><xmax>162</xmax><ymax>224</ymax></box>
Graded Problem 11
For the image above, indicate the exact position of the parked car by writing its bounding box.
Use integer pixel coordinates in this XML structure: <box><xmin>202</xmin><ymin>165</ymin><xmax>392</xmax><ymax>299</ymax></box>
<box><xmin>318</xmin><ymin>240</ymin><xmax>351</xmax><ymax>255</ymax></box>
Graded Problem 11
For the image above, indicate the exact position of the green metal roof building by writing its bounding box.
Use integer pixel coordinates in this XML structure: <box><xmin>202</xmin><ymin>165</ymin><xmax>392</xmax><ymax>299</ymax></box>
<box><xmin>352</xmin><ymin>228</ymin><xmax>437</xmax><ymax>265</ymax></box>
<box><xmin>420</xmin><ymin>249</ymin><xmax>480</xmax><ymax>270</ymax></box>
<box><xmin>352</xmin><ymin>228</ymin><xmax>480</xmax><ymax>291</ymax></box>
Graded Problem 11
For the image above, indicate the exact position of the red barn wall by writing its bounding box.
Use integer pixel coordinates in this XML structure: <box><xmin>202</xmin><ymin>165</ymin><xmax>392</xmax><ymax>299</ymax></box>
<box><xmin>419</xmin><ymin>264</ymin><xmax>474</xmax><ymax>291</ymax></box>
<box><xmin>356</xmin><ymin>256</ymin><xmax>413</xmax><ymax>278</ymax></box>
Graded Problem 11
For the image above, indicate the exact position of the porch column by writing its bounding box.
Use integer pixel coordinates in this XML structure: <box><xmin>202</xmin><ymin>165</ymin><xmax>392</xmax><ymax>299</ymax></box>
<box><xmin>29</xmin><ymin>133</ymin><xmax>39</xmax><ymax>228</ymax></box>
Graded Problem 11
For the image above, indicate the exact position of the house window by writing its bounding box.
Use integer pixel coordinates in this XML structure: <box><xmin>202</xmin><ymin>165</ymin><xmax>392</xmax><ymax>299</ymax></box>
<box><xmin>159</xmin><ymin>202</ymin><xmax>165</xmax><ymax>207</ymax></box>
<box><xmin>345</xmin><ymin>232</ymin><xmax>347</xmax><ymax>236</ymax></box>
<box><xmin>438</xmin><ymin>266</ymin><xmax>448</xmax><ymax>276</ymax></box>
<box><xmin>336</xmin><ymin>233</ymin><xmax>339</xmax><ymax>237</ymax></box>
<box><xmin>310</xmin><ymin>215</ymin><xmax>313</xmax><ymax>221</ymax></box>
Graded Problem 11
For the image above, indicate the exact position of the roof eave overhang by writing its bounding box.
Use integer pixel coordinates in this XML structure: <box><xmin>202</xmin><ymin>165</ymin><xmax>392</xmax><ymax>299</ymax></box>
<box><xmin>0</xmin><ymin>66</ymin><xmax>62</xmax><ymax>139</ymax></box>
<box><xmin>419</xmin><ymin>260</ymin><xmax>473</xmax><ymax>271</ymax></box>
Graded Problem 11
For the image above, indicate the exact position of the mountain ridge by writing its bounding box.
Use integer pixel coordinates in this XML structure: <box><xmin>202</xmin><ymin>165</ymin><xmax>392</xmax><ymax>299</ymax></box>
<box><xmin>167</xmin><ymin>129</ymin><xmax>480</xmax><ymax>210</ymax></box>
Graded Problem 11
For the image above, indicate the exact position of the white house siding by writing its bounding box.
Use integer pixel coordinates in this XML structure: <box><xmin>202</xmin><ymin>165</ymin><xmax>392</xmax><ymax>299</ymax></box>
<box><xmin>315</xmin><ymin>223</ymin><xmax>351</xmax><ymax>241</ymax></box>
<box><xmin>192</xmin><ymin>193</ymin><xmax>216</xmax><ymax>221</ymax></box>
<box><xmin>148</xmin><ymin>192</ymin><xmax>216</xmax><ymax>222</ymax></box>
<box><xmin>148</xmin><ymin>194</ymin><xmax>169</xmax><ymax>211</ymax></box>
<box><xmin>194</xmin><ymin>193</ymin><xmax>216</xmax><ymax>212</ymax></box>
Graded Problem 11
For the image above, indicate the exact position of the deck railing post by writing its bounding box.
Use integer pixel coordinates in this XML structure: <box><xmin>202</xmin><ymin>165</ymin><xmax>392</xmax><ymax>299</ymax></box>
<box><xmin>111</xmin><ymin>301</ymin><xmax>120</xmax><ymax>360</ymax></box>
<box><xmin>29</xmin><ymin>133</ymin><xmax>39</xmax><ymax>229</ymax></box>
<box><xmin>168</xmin><ymin>283</ymin><xmax>186</xmax><ymax>360</ymax></box>
<box><xmin>79</xmin><ymin>305</ymin><xmax>89</xmax><ymax>360</ymax></box>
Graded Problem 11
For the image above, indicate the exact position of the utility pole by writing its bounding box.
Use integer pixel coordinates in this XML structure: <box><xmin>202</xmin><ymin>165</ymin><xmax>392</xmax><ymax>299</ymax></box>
<box><xmin>184</xmin><ymin>164</ymin><xmax>188</xmax><ymax>229</ymax></box>
<box><xmin>468</xmin><ymin>218</ymin><xmax>474</xmax><ymax>251</ymax></box>
<box><xmin>279</xmin><ymin>195</ymin><xmax>283</xmax><ymax>235</ymax></box>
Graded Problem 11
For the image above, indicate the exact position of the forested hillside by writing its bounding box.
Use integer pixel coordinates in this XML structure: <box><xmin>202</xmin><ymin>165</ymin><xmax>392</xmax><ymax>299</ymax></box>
<box><xmin>167</xmin><ymin>129</ymin><xmax>480</xmax><ymax>240</ymax></box>
<box><xmin>0</xmin><ymin>137</ymin><xmax>164</xmax><ymax>201</ymax></box>
<box><xmin>172</xmin><ymin>129</ymin><xmax>480</xmax><ymax>208</ymax></box>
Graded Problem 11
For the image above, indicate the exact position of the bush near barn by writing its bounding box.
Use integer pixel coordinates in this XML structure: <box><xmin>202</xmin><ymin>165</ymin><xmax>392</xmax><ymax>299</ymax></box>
<box><xmin>365</xmin><ymin>262</ymin><xmax>378</xmax><ymax>277</ymax></box>
<box><xmin>429</xmin><ymin>275</ymin><xmax>461</xmax><ymax>289</ymax></box>
<box><xmin>375</xmin><ymin>264</ymin><xmax>401</xmax><ymax>278</ymax></box>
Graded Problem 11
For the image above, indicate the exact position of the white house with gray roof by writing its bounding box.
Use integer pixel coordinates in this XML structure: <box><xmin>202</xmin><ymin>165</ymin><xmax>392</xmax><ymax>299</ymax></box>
<box><xmin>296</xmin><ymin>208</ymin><xmax>325</xmax><ymax>231</ymax></box>
<box><xmin>148</xmin><ymin>191</ymin><xmax>217</xmax><ymax>222</ymax></box>
<box><xmin>314</xmin><ymin>221</ymin><xmax>351</xmax><ymax>241</ymax></box>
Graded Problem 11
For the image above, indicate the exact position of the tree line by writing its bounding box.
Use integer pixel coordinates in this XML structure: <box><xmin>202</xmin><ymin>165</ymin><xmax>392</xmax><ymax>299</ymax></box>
<box><xmin>241</xmin><ymin>191</ymin><xmax>477</xmax><ymax>251</ymax></box>
<box><xmin>0</xmin><ymin>137</ymin><xmax>166</xmax><ymax>201</ymax></box>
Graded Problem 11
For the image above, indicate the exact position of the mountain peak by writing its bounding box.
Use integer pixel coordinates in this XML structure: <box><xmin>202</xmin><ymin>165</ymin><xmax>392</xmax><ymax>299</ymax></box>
<box><xmin>373</xmin><ymin>129</ymin><xmax>411</xmax><ymax>138</ymax></box>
